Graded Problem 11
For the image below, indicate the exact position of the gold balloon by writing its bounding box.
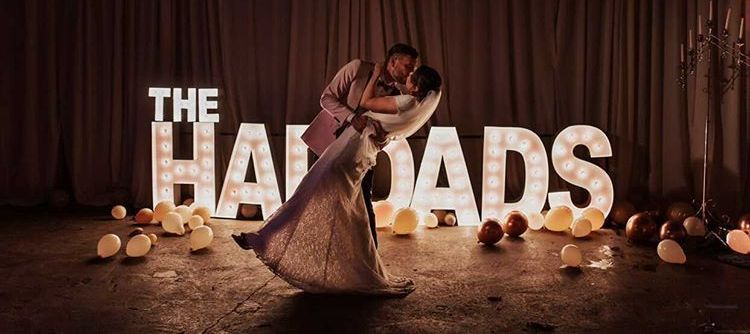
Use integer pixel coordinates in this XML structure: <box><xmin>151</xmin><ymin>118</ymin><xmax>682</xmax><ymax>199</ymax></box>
<box><xmin>727</xmin><ymin>230</ymin><xmax>750</xmax><ymax>254</ymax></box>
<box><xmin>126</xmin><ymin>234</ymin><xmax>152</xmax><ymax>257</ymax></box>
<box><xmin>153</xmin><ymin>201</ymin><xmax>176</xmax><ymax>222</ymax></box>
<box><xmin>560</xmin><ymin>244</ymin><xmax>582</xmax><ymax>267</ymax></box>
<box><xmin>111</xmin><ymin>205</ymin><xmax>127</xmax><ymax>220</ymax></box>
<box><xmin>581</xmin><ymin>207</ymin><xmax>605</xmax><ymax>230</ymax></box>
<box><xmin>392</xmin><ymin>208</ymin><xmax>419</xmax><ymax>235</ymax></box>
<box><xmin>135</xmin><ymin>208</ymin><xmax>154</xmax><ymax>224</ymax></box>
<box><xmin>657</xmin><ymin>239</ymin><xmax>686</xmax><ymax>264</ymax></box>
<box><xmin>373</xmin><ymin>201</ymin><xmax>395</xmax><ymax>227</ymax></box>
<box><xmin>544</xmin><ymin>206</ymin><xmax>574</xmax><ymax>232</ymax></box>
<box><xmin>97</xmin><ymin>234</ymin><xmax>121</xmax><ymax>258</ymax></box>
<box><xmin>147</xmin><ymin>233</ymin><xmax>158</xmax><ymax>246</ymax></box>
<box><xmin>192</xmin><ymin>206</ymin><xmax>212</xmax><ymax>224</ymax></box>
<box><xmin>188</xmin><ymin>215</ymin><xmax>204</xmax><ymax>231</ymax></box>
<box><xmin>190</xmin><ymin>225</ymin><xmax>214</xmax><ymax>251</ymax></box>
<box><xmin>683</xmin><ymin>217</ymin><xmax>706</xmax><ymax>237</ymax></box>
<box><xmin>571</xmin><ymin>218</ymin><xmax>592</xmax><ymax>238</ymax></box>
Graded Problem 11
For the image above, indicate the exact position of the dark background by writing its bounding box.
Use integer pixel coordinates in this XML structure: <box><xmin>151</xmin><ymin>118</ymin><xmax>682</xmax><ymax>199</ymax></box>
<box><xmin>1</xmin><ymin>0</ymin><xmax>749</xmax><ymax>217</ymax></box>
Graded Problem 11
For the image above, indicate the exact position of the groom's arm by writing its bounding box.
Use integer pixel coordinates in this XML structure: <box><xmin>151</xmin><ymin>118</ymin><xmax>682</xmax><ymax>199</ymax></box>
<box><xmin>320</xmin><ymin>60</ymin><xmax>361</xmax><ymax>124</ymax></box>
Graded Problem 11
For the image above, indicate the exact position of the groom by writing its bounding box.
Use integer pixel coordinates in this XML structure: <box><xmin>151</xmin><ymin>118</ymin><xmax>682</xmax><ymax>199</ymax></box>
<box><xmin>301</xmin><ymin>43</ymin><xmax>419</xmax><ymax>248</ymax></box>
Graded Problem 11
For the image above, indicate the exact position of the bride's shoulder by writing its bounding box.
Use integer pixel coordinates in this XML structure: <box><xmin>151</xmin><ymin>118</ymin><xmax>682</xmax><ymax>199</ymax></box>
<box><xmin>394</xmin><ymin>94</ymin><xmax>417</xmax><ymax>113</ymax></box>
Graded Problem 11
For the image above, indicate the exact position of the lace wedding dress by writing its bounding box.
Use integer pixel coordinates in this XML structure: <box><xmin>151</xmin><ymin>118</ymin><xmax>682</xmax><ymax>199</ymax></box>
<box><xmin>237</xmin><ymin>91</ymin><xmax>441</xmax><ymax>295</ymax></box>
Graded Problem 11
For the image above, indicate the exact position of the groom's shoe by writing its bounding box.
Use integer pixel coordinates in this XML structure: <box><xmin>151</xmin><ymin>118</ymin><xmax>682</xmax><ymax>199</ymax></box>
<box><xmin>232</xmin><ymin>233</ymin><xmax>256</xmax><ymax>250</ymax></box>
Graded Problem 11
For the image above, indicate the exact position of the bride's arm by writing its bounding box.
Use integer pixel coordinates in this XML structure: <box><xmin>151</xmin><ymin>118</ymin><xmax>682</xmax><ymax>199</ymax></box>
<box><xmin>360</xmin><ymin>62</ymin><xmax>399</xmax><ymax>114</ymax></box>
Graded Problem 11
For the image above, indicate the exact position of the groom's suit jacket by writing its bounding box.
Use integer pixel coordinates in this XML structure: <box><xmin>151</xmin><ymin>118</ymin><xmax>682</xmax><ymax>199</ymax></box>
<box><xmin>301</xmin><ymin>59</ymin><xmax>400</xmax><ymax>156</ymax></box>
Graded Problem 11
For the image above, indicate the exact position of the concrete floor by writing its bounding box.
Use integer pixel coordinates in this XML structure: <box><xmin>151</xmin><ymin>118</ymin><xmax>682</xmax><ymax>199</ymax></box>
<box><xmin>0</xmin><ymin>209</ymin><xmax>748</xmax><ymax>333</ymax></box>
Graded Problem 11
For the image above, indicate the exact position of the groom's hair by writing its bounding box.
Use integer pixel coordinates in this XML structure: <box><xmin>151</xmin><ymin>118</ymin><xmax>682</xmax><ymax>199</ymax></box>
<box><xmin>411</xmin><ymin>65</ymin><xmax>442</xmax><ymax>101</ymax></box>
<box><xmin>386</xmin><ymin>43</ymin><xmax>419</xmax><ymax>62</ymax></box>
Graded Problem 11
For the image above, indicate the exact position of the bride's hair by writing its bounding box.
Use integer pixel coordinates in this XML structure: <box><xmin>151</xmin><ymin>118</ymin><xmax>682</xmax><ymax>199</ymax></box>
<box><xmin>411</xmin><ymin>65</ymin><xmax>442</xmax><ymax>101</ymax></box>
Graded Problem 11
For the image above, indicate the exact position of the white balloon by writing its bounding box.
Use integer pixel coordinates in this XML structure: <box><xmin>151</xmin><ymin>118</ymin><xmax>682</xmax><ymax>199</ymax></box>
<box><xmin>727</xmin><ymin>230</ymin><xmax>750</xmax><ymax>254</ymax></box>
<box><xmin>153</xmin><ymin>201</ymin><xmax>176</xmax><ymax>222</ymax></box>
<box><xmin>561</xmin><ymin>244</ymin><xmax>582</xmax><ymax>267</ymax></box>
<box><xmin>111</xmin><ymin>205</ymin><xmax>127</xmax><ymax>220</ymax></box>
<box><xmin>527</xmin><ymin>212</ymin><xmax>545</xmax><ymax>230</ymax></box>
<box><xmin>423</xmin><ymin>213</ymin><xmax>439</xmax><ymax>228</ymax></box>
<box><xmin>126</xmin><ymin>234</ymin><xmax>152</xmax><ymax>257</ymax></box>
<box><xmin>174</xmin><ymin>205</ymin><xmax>192</xmax><ymax>224</ymax></box>
<box><xmin>162</xmin><ymin>212</ymin><xmax>185</xmax><ymax>235</ymax></box>
<box><xmin>190</xmin><ymin>225</ymin><xmax>214</xmax><ymax>251</ymax></box>
<box><xmin>683</xmin><ymin>217</ymin><xmax>706</xmax><ymax>237</ymax></box>
<box><xmin>392</xmin><ymin>208</ymin><xmax>419</xmax><ymax>235</ymax></box>
<box><xmin>657</xmin><ymin>239</ymin><xmax>686</xmax><ymax>264</ymax></box>
<box><xmin>545</xmin><ymin>206</ymin><xmax>573</xmax><ymax>232</ymax></box>
<box><xmin>571</xmin><ymin>218</ymin><xmax>592</xmax><ymax>238</ymax></box>
<box><xmin>444</xmin><ymin>213</ymin><xmax>457</xmax><ymax>226</ymax></box>
<box><xmin>188</xmin><ymin>215</ymin><xmax>204</xmax><ymax>231</ymax></box>
<box><xmin>373</xmin><ymin>201</ymin><xmax>395</xmax><ymax>228</ymax></box>
<box><xmin>97</xmin><ymin>234</ymin><xmax>121</xmax><ymax>258</ymax></box>
<box><xmin>581</xmin><ymin>207</ymin><xmax>605</xmax><ymax>231</ymax></box>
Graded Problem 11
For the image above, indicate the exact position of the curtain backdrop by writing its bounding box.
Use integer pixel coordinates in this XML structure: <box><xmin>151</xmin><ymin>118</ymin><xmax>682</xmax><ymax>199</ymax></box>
<box><xmin>2</xmin><ymin>0</ymin><xmax>749</xmax><ymax>217</ymax></box>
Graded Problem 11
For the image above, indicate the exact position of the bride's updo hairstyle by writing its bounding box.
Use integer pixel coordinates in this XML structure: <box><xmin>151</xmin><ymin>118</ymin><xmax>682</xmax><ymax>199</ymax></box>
<box><xmin>411</xmin><ymin>65</ymin><xmax>442</xmax><ymax>101</ymax></box>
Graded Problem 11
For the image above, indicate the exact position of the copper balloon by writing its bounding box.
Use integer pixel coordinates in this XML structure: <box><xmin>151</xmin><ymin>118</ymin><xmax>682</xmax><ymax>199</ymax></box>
<box><xmin>501</xmin><ymin>211</ymin><xmax>528</xmax><ymax>237</ymax></box>
<box><xmin>626</xmin><ymin>212</ymin><xmax>657</xmax><ymax>243</ymax></box>
<box><xmin>666</xmin><ymin>202</ymin><xmax>695</xmax><ymax>222</ymax></box>
<box><xmin>240</xmin><ymin>204</ymin><xmax>259</xmax><ymax>219</ymax></box>
<box><xmin>477</xmin><ymin>218</ymin><xmax>504</xmax><ymax>245</ymax></box>
<box><xmin>610</xmin><ymin>201</ymin><xmax>636</xmax><ymax>226</ymax></box>
<box><xmin>432</xmin><ymin>210</ymin><xmax>448</xmax><ymax>224</ymax></box>
<box><xmin>659</xmin><ymin>220</ymin><xmax>687</xmax><ymax>242</ymax></box>
<box><xmin>736</xmin><ymin>213</ymin><xmax>750</xmax><ymax>233</ymax></box>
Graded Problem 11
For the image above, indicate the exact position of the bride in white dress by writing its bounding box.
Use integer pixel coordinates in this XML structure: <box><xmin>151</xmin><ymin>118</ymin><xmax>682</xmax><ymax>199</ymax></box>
<box><xmin>233</xmin><ymin>63</ymin><xmax>442</xmax><ymax>296</ymax></box>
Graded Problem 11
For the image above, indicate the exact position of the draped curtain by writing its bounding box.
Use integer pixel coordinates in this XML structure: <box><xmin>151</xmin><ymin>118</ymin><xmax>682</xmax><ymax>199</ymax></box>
<box><xmin>1</xmin><ymin>0</ymin><xmax>748</xmax><ymax>216</ymax></box>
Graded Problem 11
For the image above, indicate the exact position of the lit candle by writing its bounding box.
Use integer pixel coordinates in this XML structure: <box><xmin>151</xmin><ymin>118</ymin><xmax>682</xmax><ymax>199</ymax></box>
<box><xmin>689</xmin><ymin>29</ymin><xmax>693</xmax><ymax>49</ymax></box>
<box><xmin>698</xmin><ymin>15</ymin><xmax>703</xmax><ymax>35</ymax></box>
<box><xmin>681</xmin><ymin>43</ymin><xmax>685</xmax><ymax>63</ymax></box>
<box><xmin>725</xmin><ymin>8</ymin><xmax>732</xmax><ymax>31</ymax></box>
<box><xmin>740</xmin><ymin>17</ymin><xmax>745</xmax><ymax>40</ymax></box>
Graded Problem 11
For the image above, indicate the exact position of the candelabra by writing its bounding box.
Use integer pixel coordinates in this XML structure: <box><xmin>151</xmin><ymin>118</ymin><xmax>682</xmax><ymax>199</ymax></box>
<box><xmin>677</xmin><ymin>5</ymin><xmax>747</xmax><ymax>249</ymax></box>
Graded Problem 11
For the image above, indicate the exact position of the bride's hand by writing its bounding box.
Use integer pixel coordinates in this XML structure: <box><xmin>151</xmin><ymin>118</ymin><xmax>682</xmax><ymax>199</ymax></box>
<box><xmin>373</xmin><ymin>62</ymin><xmax>384</xmax><ymax>76</ymax></box>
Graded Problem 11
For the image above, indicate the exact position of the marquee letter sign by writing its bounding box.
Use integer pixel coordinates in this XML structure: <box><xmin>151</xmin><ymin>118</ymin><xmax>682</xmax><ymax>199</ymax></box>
<box><xmin>411</xmin><ymin>127</ymin><xmax>482</xmax><ymax>226</ymax></box>
<box><xmin>481</xmin><ymin>127</ymin><xmax>549</xmax><ymax>221</ymax></box>
<box><xmin>150</xmin><ymin>88</ymin><xmax>616</xmax><ymax>225</ymax></box>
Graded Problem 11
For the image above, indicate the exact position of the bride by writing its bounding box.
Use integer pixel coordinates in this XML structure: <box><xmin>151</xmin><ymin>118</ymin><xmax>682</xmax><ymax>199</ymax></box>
<box><xmin>233</xmin><ymin>62</ymin><xmax>442</xmax><ymax>296</ymax></box>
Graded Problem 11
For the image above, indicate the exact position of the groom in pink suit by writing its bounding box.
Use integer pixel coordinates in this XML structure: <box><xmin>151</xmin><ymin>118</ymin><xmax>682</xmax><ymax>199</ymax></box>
<box><xmin>301</xmin><ymin>43</ymin><xmax>419</xmax><ymax>248</ymax></box>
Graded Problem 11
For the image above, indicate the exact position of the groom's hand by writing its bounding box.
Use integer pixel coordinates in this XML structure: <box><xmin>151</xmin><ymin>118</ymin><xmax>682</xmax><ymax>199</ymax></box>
<box><xmin>350</xmin><ymin>113</ymin><xmax>368</xmax><ymax>132</ymax></box>
<box><xmin>370</xmin><ymin>121</ymin><xmax>389</xmax><ymax>149</ymax></box>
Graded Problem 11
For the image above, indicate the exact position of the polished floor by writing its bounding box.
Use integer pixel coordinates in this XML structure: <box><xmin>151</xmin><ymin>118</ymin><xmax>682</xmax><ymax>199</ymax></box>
<box><xmin>0</xmin><ymin>209</ymin><xmax>748</xmax><ymax>333</ymax></box>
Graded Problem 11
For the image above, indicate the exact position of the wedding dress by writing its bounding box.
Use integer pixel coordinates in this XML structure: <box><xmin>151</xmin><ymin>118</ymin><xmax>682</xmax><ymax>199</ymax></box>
<box><xmin>237</xmin><ymin>91</ymin><xmax>441</xmax><ymax>295</ymax></box>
